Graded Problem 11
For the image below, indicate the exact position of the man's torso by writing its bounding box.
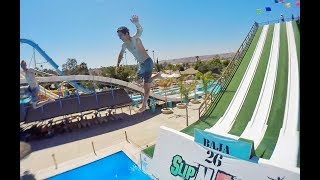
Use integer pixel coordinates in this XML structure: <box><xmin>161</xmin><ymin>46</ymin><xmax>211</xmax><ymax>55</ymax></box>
<box><xmin>124</xmin><ymin>37</ymin><xmax>149</xmax><ymax>64</ymax></box>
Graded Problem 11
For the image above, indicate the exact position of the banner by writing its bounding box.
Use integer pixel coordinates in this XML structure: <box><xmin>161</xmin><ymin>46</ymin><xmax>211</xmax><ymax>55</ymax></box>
<box><xmin>275</xmin><ymin>0</ymin><xmax>284</xmax><ymax>3</ymax></box>
<box><xmin>194</xmin><ymin>129</ymin><xmax>252</xmax><ymax>161</ymax></box>
<box><xmin>285</xmin><ymin>2</ymin><xmax>291</xmax><ymax>8</ymax></box>
<box><xmin>256</xmin><ymin>9</ymin><xmax>262</xmax><ymax>14</ymax></box>
<box><xmin>149</xmin><ymin>126</ymin><xmax>300</xmax><ymax>180</ymax></box>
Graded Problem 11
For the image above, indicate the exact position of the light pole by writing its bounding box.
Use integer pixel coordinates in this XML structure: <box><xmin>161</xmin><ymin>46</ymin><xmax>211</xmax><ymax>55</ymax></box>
<box><xmin>152</xmin><ymin>50</ymin><xmax>155</xmax><ymax>63</ymax></box>
<box><xmin>124</xmin><ymin>50</ymin><xmax>127</xmax><ymax>66</ymax></box>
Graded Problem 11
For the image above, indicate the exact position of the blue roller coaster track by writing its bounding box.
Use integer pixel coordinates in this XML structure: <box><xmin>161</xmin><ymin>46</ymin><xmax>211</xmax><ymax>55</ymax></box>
<box><xmin>20</xmin><ymin>38</ymin><xmax>92</xmax><ymax>94</ymax></box>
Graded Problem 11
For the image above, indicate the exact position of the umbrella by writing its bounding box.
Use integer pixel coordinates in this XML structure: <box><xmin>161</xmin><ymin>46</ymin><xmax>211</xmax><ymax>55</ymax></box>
<box><xmin>20</xmin><ymin>141</ymin><xmax>31</xmax><ymax>160</ymax></box>
<box><xmin>180</xmin><ymin>68</ymin><xmax>199</xmax><ymax>75</ymax></box>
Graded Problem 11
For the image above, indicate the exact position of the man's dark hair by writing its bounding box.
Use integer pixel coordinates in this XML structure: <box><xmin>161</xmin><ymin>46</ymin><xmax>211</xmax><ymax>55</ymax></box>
<box><xmin>117</xmin><ymin>26</ymin><xmax>129</xmax><ymax>35</ymax></box>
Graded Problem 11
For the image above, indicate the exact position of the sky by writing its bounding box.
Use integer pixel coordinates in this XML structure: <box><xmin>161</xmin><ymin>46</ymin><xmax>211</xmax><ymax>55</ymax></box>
<box><xmin>20</xmin><ymin>0</ymin><xmax>300</xmax><ymax>69</ymax></box>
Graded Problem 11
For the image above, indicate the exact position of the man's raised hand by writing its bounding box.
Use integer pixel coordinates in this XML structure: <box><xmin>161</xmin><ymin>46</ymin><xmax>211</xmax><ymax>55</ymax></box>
<box><xmin>130</xmin><ymin>15</ymin><xmax>139</xmax><ymax>24</ymax></box>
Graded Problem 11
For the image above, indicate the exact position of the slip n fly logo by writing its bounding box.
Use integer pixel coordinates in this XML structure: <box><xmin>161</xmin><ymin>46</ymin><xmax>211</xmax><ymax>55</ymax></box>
<box><xmin>170</xmin><ymin>155</ymin><xmax>197</xmax><ymax>180</ymax></box>
<box><xmin>169</xmin><ymin>153</ymin><xmax>236</xmax><ymax>180</ymax></box>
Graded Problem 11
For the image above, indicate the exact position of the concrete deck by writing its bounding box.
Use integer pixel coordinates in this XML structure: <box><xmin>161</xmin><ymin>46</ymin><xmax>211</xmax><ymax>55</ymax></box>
<box><xmin>20</xmin><ymin>101</ymin><xmax>202</xmax><ymax>179</ymax></box>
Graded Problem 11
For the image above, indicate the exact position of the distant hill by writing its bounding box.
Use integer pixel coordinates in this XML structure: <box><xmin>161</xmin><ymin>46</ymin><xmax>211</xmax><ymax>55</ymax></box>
<box><xmin>158</xmin><ymin>52</ymin><xmax>235</xmax><ymax>64</ymax></box>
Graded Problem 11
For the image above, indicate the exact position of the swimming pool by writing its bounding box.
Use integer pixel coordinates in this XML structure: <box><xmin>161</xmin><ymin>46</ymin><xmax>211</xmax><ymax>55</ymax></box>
<box><xmin>46</xmin><ymin>151</ymin><xmax>151</xmax><ymax>180</ymax></box>
<box><xmin>197</xmin><ymin>83</ymin><xmax>221</xmax><ymax>95</ymax></box>
<box><xmin>131</xmin><ymin>81</ymin><xmax>221</xmax><ymax>101</ymax></box>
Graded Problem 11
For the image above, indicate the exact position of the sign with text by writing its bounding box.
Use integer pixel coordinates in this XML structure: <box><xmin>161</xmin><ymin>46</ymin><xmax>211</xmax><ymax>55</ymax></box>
<box><xmin>194</xmin><ymin>129</ymin><xmax>252</xmax><ymax>160</ymax></box>
<box><xmin>149</xmin><ymin>126</ymin><xmax>299</xmax><ymax>180</ymax></box>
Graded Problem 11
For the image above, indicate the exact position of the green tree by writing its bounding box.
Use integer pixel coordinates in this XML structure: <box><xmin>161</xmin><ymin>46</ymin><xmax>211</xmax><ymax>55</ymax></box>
<box><xmin>80</xmin><ymin>81</ymin><xmax>95</xmax><ymax>90</ymax></box>
<box><xmin>197</xmin><ymin>63</ymin><xmax>209</xmax><ymax>74</ymax></box>
<box><xmin>194</xmin><ymin>60</ymin><xmax>202</xmax><ymax>70</ymax></box>
<box><xmin>155</xmin><ymin>63</ymin><xmax>161</xmax><ymax>72</ymax></box>
<box><xmin>196</xmin><ymin>71</ymin><xmax>214</xmax><ymax>99</ymax></box>
<box><xmin>101</xmin><ymin>66</ymin><xmax>116</xmax><ymax>78</ymax></box>
<box><xmin>207</xmin><ymin>59</ymin><xmax>224</xmax><ymax>74</ymax></box>
<box><xmin>178</xmin><ymin>76</ymin><xmax>196</xmax><ymax>105</ymax></box>
<box><xmin>77</xmin><ymin>62</ymin><xmax>89</xmax><ymax>75</ymax></box>
<box><xmin>162</xmin><ymin>62</ymin><xmax>168</xmax><ymax>70</ymax></box>
<box><xmin>42</xmin><ymin>69</ymin><xmax>58</xmax><ymax>75</ymax></box>
<box><xmin>167</xmin><ymin>64</ymin><xmax>174</xmax><ymax>72</ymax></box>
<box><xmin>213</xmin><ymin>55</ymin><xmax>220</xmax><ymax>60</ymax></box>
<box><xmin>157</xmin><ymin>78</ymin><xmax>173</xmax><ymax>109</ymax></box>
<box><xmin>182</xmin><ymin>62</ymin><xmax>190</xmax><ymax>69</ymax></box>
<box><xmin>116</xmin><ymin>66</ymin><xmax>131</xmax><ymax>82</ymax></box>
<box><xmin>62</xmin><ymin>58</ymin><xmax>77</xmax><ymax>75</ymax></box>
<box><xmin>196</xmin><ymin>71</ymin><xmax>214</xmax><ymax>110</ymax></box>
<box><xmin>101</xmin><ymin>65</ymin><xmax>136</xmax><ymax>82</ymax></box>
<box><xmin>221</xmin><ymin>60</ymin><xmax>230</xmax><ymax>66</ymax></box>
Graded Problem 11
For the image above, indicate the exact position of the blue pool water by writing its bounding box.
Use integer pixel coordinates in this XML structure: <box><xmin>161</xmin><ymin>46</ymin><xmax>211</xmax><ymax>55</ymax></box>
<box><xmin>47</xmin><ymin>151</ymin><xmax>151</xmax><ymax>180</ymax></box>
<box><xmin>197</xmin><ymin>83</ymin><xmax>221</xmax><ymax>95</ymax></box>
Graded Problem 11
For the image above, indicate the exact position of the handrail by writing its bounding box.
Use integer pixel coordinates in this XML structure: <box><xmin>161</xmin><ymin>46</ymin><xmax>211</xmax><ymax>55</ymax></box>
<box><xmin>257</xmin><ymin>17</ymin><xmax>300</xmax><ymax>26</ymax></box>
<box><xmin>20</xmin><ymin>75</ymin><xmax>182</xmax><ymax>102</ymax></box>
<box><xmin>198</xmin><ymin>22</ymin><xmax>258</xmax><ymax>120</ymax></box>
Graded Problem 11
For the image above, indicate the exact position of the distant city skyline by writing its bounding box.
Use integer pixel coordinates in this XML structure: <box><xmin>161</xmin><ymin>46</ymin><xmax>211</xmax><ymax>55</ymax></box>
<box><xmin>20</xmin><ymin>0</ymin><xmax>300</xmax><ymax>69</ymax></box>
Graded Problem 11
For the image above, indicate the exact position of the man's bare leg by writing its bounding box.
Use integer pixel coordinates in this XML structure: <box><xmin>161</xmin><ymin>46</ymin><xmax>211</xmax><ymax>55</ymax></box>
<box><xmin>137</xmin><ymin>82</ymin><xmax>151</xmax><ymax>112</ymax></box>
<box><xmin>135</xmin><ymin>72</ymin><xmax>160</xmax><ymax>88</ymax></box>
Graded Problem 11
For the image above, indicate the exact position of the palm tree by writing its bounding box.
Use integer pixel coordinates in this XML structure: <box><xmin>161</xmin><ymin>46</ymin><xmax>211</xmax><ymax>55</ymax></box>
<box><xmin>167</xmin><ymin>64</ymin><xmax>174</xmax><ymax>74</ymax></box>
<box><xmin>177</xmin><ymin>78</ymin><xmax>187</xmax><ymax>108</ymax></box>
<box><xmin>196</xmin><ymin>72</ymin><xmax>214</xmax><ymax>109</ymax></box>
<box><xmin>197</xmin><ymin>72</ymin><xmax>214</xmax><ymax>99</ymax></box>
<box><xmin>182</xmin><ymin>81</ymin><xmax>196</xmax><ymax>105</ymax></box>
<box><xmin>178</xmin><ymin>79</ymin><xmax>185</xmax><ymax>104</ymax></box>
<box><xmin>177</xmin><ymin>75</ymin><xmax>196</xmax><ymax>107</ymax></box>
<box><xmin>157</xmin><ymin>78</ymin><xmax>173</xmax><ymax>110</ymax></box>
<box><xmin>191</xmin><ymin>78</ymin><xmax>201</xmax><ymax>104</ymax></box>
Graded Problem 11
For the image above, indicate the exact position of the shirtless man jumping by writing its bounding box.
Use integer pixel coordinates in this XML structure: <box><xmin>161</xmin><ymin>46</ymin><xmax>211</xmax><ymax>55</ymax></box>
<box><xmin>116</xmin><ymin>15</ymin><xmax>159</xmax><ymax>113</ymax></box>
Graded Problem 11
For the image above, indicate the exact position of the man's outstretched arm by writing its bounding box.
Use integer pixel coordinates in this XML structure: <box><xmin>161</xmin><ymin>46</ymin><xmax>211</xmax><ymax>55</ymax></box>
<box><xmin>116</xmin><ymin>44</ymin><xmax>126</xmax><ymax>73</ymax></box>
<box><xmin>131</xmin><ymin>15</ymin><xmax>143</xmax><ymax>38</ymax></box>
